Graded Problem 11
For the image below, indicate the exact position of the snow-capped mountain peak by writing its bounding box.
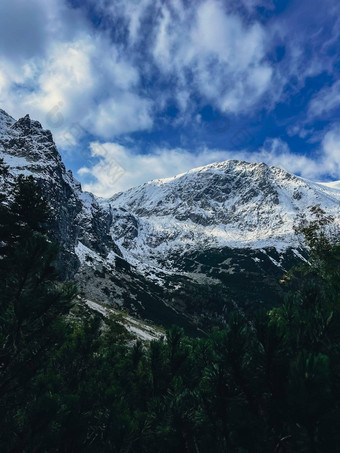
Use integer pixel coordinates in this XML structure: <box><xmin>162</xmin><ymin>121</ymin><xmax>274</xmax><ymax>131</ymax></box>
<box><xmin>104</xmin><ymin>159</ymin><xmax>340</xmax><ymax>269</ymax></box>
<box><xmin>2</xmin><ymin>108</ymin><xmax>340</xmax><ymax>329</ymax></box>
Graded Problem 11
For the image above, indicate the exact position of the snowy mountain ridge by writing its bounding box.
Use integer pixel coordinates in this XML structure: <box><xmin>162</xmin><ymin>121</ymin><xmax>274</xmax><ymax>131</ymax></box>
<box><xmin>0</xmin><ymin>109</ymin><xmax>121</xmax><ymax>278</ymax></box>
<box><xmin>0</xmin><ymin>109</ymin><xmax>204</xmax><ymax>332</ymax></box>
<box><xmin>103</xmin><ymin>159</ymin><xmax>340</xmax><ymax>271</ymax></box>
<box><xmin>1</xmin><ymin>108</ymin><xmax>340</xmax><ymax>330</ymax></box>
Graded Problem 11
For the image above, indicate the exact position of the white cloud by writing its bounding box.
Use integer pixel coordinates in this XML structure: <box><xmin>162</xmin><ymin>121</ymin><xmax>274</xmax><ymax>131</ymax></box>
<box><xmin>95</xmin><ymin>0</ymin><xmax>153</xmax><ymax>45</ymax></box>
<box><xmin>0</xmin><ymin>69</ymin><xmax>8</xmax><ymax>99</ymax></box>
<box><xmin>151</xmin><ymin>0</ymin><xmax>273</xmax><ymax>114</ymax></box>
<box><xmin>251</xmin><ymin>130</ymin><xmax>340</xmax><ymax>180</ymax></box>
<box><xmin>2</xmin><ymin>0</ymin><xmax>338</xmax><ymax>146</ymax></box>
<box><xmin>1</xmin><ymin>0</ymin><xmax>340</xmax><ymax>183</ymax></box>
<box><xmin>252</xmin><ymin>138</ymin><xmax>320</xmax><ymax>178</ymax></box>
<box><xmin>237</xmin><ymin>0</ymin><xmax>274</xmax><ymax>12</ymax></box>
<box><xmin>321</xmin><ymin>125</ymin><xmax>340</xmax><ymax>177</ymax></box>
<box><xmin>93</xmin><ymin>93</ymin><xmax>153</xmax><ymax>138</ymax></box>
<box><xmin>79</xmin><ymin>143</ymin><xmax>232</xmax><ymax>197</ymax></box>
<box><xmin>308</xmin><ymin>80</ymin><xmax>340</xmax><ymax>120</ymax></box>
<box><xmin>78</xmin><ymin>125</ymin><xmax>340</xmax><ymax>197</ymax></box>
<box><xmin>0</xmin><ymin>0</ymin><xmax>153</xmax><ymax>144</ymax></box>
<box><xmin>0</xmin><ymin>0</ymin><xmax>277</xmax><ymax>149</ymax></box>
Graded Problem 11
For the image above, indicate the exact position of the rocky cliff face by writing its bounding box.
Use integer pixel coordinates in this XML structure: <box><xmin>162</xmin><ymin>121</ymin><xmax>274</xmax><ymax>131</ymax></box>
<box><xmin>0</xmin><ymin>109</ymin><xmax>200</xmax><ymax>333</ymax></box>
<box><xmin>104</xmin><ymin>159</ymin><xmax>340</xmax><ymax>270</ymax></box>
<box><xmin>0</xmin><ymin>109</ymin><xmax>120</xmax><ymax>278</ymax></box>
<box><xmin>1</xmin><ymin>108</ymin><xmax>340</xmax><ymax>332</ymax></box>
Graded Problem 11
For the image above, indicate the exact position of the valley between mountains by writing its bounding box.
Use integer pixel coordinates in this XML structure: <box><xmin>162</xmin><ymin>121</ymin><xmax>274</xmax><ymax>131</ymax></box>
<box><xmin>1</xmin><ymin>108</ymin><xmax>340</xmax><ymax>334</ymax></box>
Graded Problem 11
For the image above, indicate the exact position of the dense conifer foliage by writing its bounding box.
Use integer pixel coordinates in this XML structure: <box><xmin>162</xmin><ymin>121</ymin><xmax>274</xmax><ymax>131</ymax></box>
<box><xmin>1</xmin><ymin>171</ymin><xmax>340</xmax><ymax>452</ymax></box>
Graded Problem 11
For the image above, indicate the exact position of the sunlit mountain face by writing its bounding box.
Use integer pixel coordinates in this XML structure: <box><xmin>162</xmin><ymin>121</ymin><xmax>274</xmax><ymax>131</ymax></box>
<box><xmin>1</xmin><ymin>108</ymin><xmax>340</xmax><ymax>331</ymax></box>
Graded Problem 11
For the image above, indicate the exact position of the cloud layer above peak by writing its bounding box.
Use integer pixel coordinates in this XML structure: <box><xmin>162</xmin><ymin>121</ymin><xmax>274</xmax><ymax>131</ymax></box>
<box><xmin>80</xmin><ymin>124</ymin><xmax>340</xmax><ymax>198</ymax></box>
<box><xmin>1</xmin><ymin>0</ymin><xmax>340</xmax><ymax>194</ymax></box>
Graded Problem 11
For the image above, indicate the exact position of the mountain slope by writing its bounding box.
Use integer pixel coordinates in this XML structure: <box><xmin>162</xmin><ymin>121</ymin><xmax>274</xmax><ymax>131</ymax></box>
<box><xmin>0</xmin><ymin>109</ymin><xmax>200</xmax><ymax>334</ymax></box>
<box><xmin>0</xmin><ymin>109</ymin><xmax>121</xmax><ymax>278</ymax></box>
<box><xmin>104</xmin><ymin>160</ymin><xmax>340</xmax><ymax>270</ymax></box>
<box><xmin>1</xmin><ymin>108</ymin><xmax>340</xmax><ymax>331</ymax></box>
<box><xmin>101</xmin><ymin>157</ymin><xmax>340</xmax><ymax>319</ymax></box>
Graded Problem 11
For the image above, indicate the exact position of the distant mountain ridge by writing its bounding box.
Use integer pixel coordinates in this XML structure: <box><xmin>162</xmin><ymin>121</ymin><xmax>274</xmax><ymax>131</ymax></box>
<box><xmin>1</xmin><ymin>108</ymin><xmax>340</xmax><ymax>331</ymax></box>
<box><xmin>104</xmin><ymin>159</ymin><xmax>340</xmax><ymax>271</ymax></box>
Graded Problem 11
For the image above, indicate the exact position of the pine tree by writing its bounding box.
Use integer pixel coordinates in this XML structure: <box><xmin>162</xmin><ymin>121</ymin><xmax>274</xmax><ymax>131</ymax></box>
<box><xmin>268</xmin><ymin>207</ymin><xmax>340</xmax><ymax>451</ymax></box>
<box><xmin>0</xmin><ymin>175</ymin><xmax>76</xmax><ymax>451</ymax></box>
<box><xmin>0</xmin><ymin>157</ymin><xmax>9</xmax><ymax>177</ymax></box>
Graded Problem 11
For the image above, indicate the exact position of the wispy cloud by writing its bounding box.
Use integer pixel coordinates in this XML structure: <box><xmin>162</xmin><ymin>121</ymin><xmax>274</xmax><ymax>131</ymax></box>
<box><xmin>1</xmin><ymin>0</ymin><xmax>340</xmax><ymax>191</ymax></box>
<box><xmin>151</xmin><ymin>0</ymin><xmax>273</xmax><ymax>114</ymax></box>
<box><xmin>0</xmin><ymin>0</ymin><xmax>276</xmax><ymax>140</ymax></box>
<box><xmin>0</xmin><ymin>0</ymin><xmax>153</xmax><ymax>142</ymax></box>
<box><xmin>78</xmin><ymin>124</ymin><xmax>340</xmax><ymax>197</ymax></box>
<box><xmin>308</xmin><ymin>80</ymin><xmax>340</xmax><ymax>120</ymax></box>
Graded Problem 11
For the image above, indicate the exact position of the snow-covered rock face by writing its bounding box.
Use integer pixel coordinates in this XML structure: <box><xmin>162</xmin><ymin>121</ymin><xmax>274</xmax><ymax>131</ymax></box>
<box><xmin>0</xmin><ymin>110</ymin><xmax>63</xmax><ymax>173</ymax></box>
<box><xmin>2</xmin><ymin>107</ymin><xmax>340</xmax><ymax>330</ymax></box>
<box><xmin>0</xmin><ymin>109</ymin><xmax>202</xmax><ymax>332</ymax></box>
<box><xmin>104</xmin><ymin>160</ymin><xmax>340</xmax><ymax>269</ymax></box>
<box><xmin>0</xmin><ymin>109</ymin><xmax>120</xmax><ymax>278</ymax></box>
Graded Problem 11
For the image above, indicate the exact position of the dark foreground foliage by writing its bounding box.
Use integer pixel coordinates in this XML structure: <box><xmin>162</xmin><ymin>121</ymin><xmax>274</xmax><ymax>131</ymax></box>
<box><xmin>1</xmin><ymin>171</ymin><xmax>340</xmax><ymax>452</ymax></box>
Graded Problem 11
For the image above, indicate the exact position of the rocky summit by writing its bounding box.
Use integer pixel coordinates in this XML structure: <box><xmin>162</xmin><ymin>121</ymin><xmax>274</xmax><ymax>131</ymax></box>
<box><xmin>1</xmin><ymin>109</ymin><xmax>340</xmax><ymax>333</ymax></box>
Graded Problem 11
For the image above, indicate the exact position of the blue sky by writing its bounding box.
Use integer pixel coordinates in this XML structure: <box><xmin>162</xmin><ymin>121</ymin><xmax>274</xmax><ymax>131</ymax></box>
<box><xmin>0</xmin><ymin>0</ymin><xmax>340</xmax><ymax>196</ymax></box>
